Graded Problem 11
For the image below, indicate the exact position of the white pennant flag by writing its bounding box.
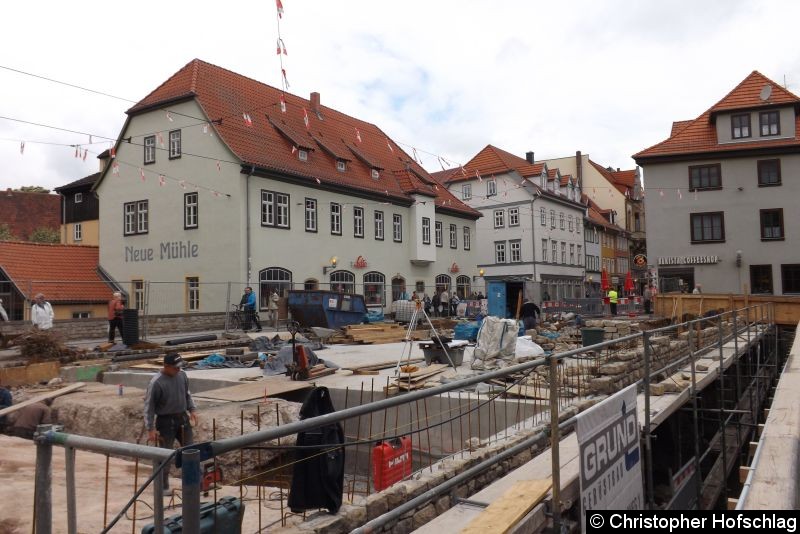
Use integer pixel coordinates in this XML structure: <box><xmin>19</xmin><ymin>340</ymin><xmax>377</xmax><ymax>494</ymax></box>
<box><xmin>158</xmin><ymin>174</ymin><xmax>166</xmax><ymax>186</ymax></box>
<box><xmin>20</xmin><ymin>141</ymin><xmax>25</xmax><ymax>155</ymax></box>
<box><xmin>139</xmin><ymin>168</ymin><xmax>146</xmax><ymax>182</ymax></box>
<box><xmin>112</xmin><ymin>162</ymin><xmax>120</xmax><ymax>175</ymax></box>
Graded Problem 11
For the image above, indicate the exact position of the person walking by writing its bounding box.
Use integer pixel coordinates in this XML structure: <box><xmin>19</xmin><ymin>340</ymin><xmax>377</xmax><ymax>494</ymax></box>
<box><xmin>440</xmin><ymin>287</ymin><xmax>450</xmax><ymax>317</ymax></box>
<box><xmin>107</xmin><ymin>292</ymin><xmax>125</xmax><ymax>343</ymax></box>
<box><xmin>144</xmin><ymin>352</ymin><xmax>198</xmax><ymax>489</ymax></box>
<box><xmin>608</xmin><ymin>287</ymin><xmax>619</xmax><ymax>316</ymax></box>
<box><xmin>10</xmin><ymin>399</ymin><xmax>53</xmax><ymax>439</ymax></box>
<box><xmin>643</xmin><ymin>285</ymin><xmax>653</xmax><ymax>315</ymax></box>
<box><xmin>268</xmin><ymin>289</ymin><xmax>280</xmax><ymax>330</ymax></box>
<box><xmin>31</xmin><ymin>293</ymin><xmax>54</xmax><ymax>330</ymax></box>
<box><xmin>431</xmin><ymin>291</ymin><xmax>441</xmax><ymax>317</ymax></box>
<box><xmin>520</xmin><ymin>300</ymin><xmax>541</xmax><ymax>331</ymax></box>
<box><xmin>240</xmin><ymin>286</ymin><xmax>262</xmax><ymax>332</ymax></box>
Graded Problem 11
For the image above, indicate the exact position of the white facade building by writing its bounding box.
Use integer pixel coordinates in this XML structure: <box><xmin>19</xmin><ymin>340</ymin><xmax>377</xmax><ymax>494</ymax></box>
<box><xmin>94</xmin><ymin>59</ymin><xmax>480</xmax><ymax>314</ymax></box>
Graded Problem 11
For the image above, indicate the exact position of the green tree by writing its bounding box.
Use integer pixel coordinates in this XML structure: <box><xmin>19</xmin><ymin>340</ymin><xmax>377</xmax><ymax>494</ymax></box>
<box><xmin>15</xmin><ymin>185</ymin><xmax>50</xmax><ymax>193</ymax></box>
<box><xmin>29</xmin><ymin>227</ymin><xmax>60</xmax><ymax>243</ymax></box>
<box><xmin>0</xmin><ymin>224</ymin><xmax>16</xmax><ymax>241</ymax></box>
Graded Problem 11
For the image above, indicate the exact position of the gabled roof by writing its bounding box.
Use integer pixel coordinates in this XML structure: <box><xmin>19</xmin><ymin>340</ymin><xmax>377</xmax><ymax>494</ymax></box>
<box><xmin>583</xmin><ymin>196</ymin><xmax>625</xmax><ymax>233</ymax></box>
<box><xmin>122</xmin><ymin>59</ymin><xmax>478</xmax><ymax>218</ymax></box>
<box><xmin>588</xmin><ymin>160</ymin><xmax>638</xmax><ymax>195</ymax></box>
<box><xmin>0</xmin><ymin>242</ymin><xmax>111</xmax><ymax>302</ymax></box>
<box><xmin>670</xmin><ymin>120</ymin><xmax>693</xmax><ymax>136</ymax></box>
<box><xmin>635</xmin><ymin>71</ymin><xmax>800</xmax><ymax>161</ymax></box>
<box><xmin>560</xmin><ymin>174</ymin><xmax>573</xmax><ymax>187</ymax></box>
<box><xmin>441</xmin><ymin>145</ymin><xmax>545</xmax><ymax>184</ymax></box>
<box><xmin>0</xmin><ymin>190</ymin><xmax>61</xmax><ymax>241</ymax></box>
<box><xmin>55</xmin><ymin>172</ymin><xmax>101</xmax><ymax>193</ymax></box>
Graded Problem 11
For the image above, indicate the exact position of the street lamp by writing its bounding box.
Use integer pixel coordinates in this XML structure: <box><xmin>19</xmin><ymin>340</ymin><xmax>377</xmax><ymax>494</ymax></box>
<box><xmin>322</xmin><ymin>256</ymin><xmax>338</xmax><ymax>275</ymax></box>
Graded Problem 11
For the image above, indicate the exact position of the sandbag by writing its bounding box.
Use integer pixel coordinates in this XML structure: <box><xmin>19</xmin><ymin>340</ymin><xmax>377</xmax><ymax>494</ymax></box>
<box><xmin>515</xmin><ymin>336</ymin><xmax>545</xmax><ymax>361</ymax></box>
<box><xmin>471</xmin><ymin>316</ymin><xmax>517</xmax><ymax>369</ymax></box>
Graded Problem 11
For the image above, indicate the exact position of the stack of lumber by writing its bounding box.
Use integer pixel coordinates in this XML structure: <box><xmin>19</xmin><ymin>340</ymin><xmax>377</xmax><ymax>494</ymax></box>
<box><xmin>305</xmin><ymin>363</ymin><xmax>336</xmax><ymax>380</ymax></box>
<box><xmin>394</xmin><ymin>363</ymin><xmax>448</xmax><ymax>390</ymax></box>
<box><xmin>428</xmin><ymin>318</ymin><xmax>458</xmax><ymax>330</ymax></box>
<box><xmin>342</xmin><ymin>358</ymin><xmax>424</xmax><ymax>375</ymax></box>
<box><xmin>326</xmin><ymin>324</ymin><xmax>428</xmax><ymax>345</ymax></box>
<box><xmin>127</xmin><ymin>350</ymin><xmax>222</xmax><ymax>370</ymax></box>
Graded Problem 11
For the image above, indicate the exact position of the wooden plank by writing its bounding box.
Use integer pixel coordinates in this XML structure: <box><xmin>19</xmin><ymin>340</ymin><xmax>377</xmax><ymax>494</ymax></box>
<box><xmin>342</xmin><ymin>358</ymin><xmax>424</xmax><ymax>372</ymax></box>
<box><xmin>0</xmin><ymin>361</ymin><xmax>61</xmax><ymax>387</ymax></box>
<box><xmin>398</xmin><ymin>363</ymin><xmax>447</xmax><ymax>379</ymax></box>
<box><xmin>194</xmin><ymin>379</ymin><xmax>311</xmax><ymax>401</ymax></box>
<box><xmin>727</xmin><ymin>498</ymin><xmax>738</xmax><ymax>510</ymax></box>
<box><xmin>505</xmin><ymin>384</ymin><xmax>550</xmax><ymax>400</ymax></box>
<box><xmin>0</xmin><ymin>382</ymin><xmax>85</xmax><ymax>417</ymax></box>
<box><xmin>739</xmin><ymin>466</ymin><xmax>751</xmax><ymax>484</ymax></box>
<box><xmin>461</xmin><ymin>480</ymin><xmax>552</xmax><ymax>534</ymax></box>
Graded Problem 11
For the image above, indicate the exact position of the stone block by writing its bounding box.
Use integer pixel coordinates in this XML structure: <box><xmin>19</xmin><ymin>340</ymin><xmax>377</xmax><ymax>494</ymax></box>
<box><xmin>412</xmin><ymin>504</ymin><xmax>438</xmax><ymax>530</ymax></box>
<box><xmin>590</xmin><ymin>376</ymin><xmax>622</xmax><ymax>394</ymax></box>
<box><xmin>435</xmin><ymin>495</ymin><xmax>451</xmax><ymax>515</ymax></box>
<box><xmin>365</xmin><ymin>493</ymin><xmax>389</xmax><ymax>521</ymax></box>
<box><xmin>649</xmin><ymin>383</ymin><xmax>666</xmax><ymax>396</ymax></box>
<box><xmin>599</xmin><ymin>361</ymin><xmax>629</xmax><ymax>375</ymax></box>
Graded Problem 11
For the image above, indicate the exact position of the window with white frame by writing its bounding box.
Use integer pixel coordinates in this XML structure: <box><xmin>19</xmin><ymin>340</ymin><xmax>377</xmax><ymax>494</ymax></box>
<box><xmin>510</xmin><ymin>240</ymin><xmax>521</xmax><ymax>263</ymax></box>
<box><xmin>463</xmin><ymin>227</ymin><xmax>471</xmax><ymax>250</ymax></box>
<box><xmin>494</xmin><ymin>209</ymin><xmax>505</xmax><ymax>228</ymax></box>
<box><xmin>169</xmin><ymin>130</ymin><xmax>181</xmax><ymax>159</ymax></box>
<box><xmin>124</xmin><ymin>200</ymin><xmax>149</xmax><ymax>235</ymax></box>
<box><xmin>509</xmin><ymin>207</ymin><xmax>519</xmax><ymax>226</ymax></box>
<box><xmin>354</xmin><ymin>206</ymin><xmax>364</xmax><ymax>238</ymax></box>
<box><xmin>371</xmin><ymin>169</ymin><xmax>380</xmax><ymax>180</ymax></box>
<box><xmin>570</xmin><ymin>244</ymin><xmax>575</xmax><ymax>264</ymax></box>
<box><xmin>435</xmin><ymin>221</ymin><xmax>443</xmax><ymax>247</ymax></box>
<box><xmin>276</xmin><ymin>193</ymin><xmax>289</xmax><ymax>228</ymax></box>
<box><xmin>495</xmin><ymin>241</ymin><xmax>506</xmax><ymax>263</ymax></box>
<box><xmin>336</xmin><ymin>160</ymin><xmax>347</xmax><ymax>172</ymax></box>
<box><xmin>540</xmin><ymin>207</ymin><xmax>546</xmax><ymax>225</ymax></box>
<box><xmin>561</xmin><ymin>242</ymin><xmax>566</xmax><ymax>264</ymax></box>
<box><xmin>261</xmin><ymin>191</ymin><xmax>289</xmax><ymax>228</ymax></box>
<box><xmin>550</xmin><ymin>210</ymin><xmax>555</xmax><ymax>228</ymax></box>
<box><xmin>542</xmin><ymin>239</ymin><xmax>548</xmax><ymax>262</ymax></box>
<box><xmin>73</xmin><ymin>223</ymin><xmax>82</xmax><ymax>241</ymax></box>
<box><xmin>551</xmin><ymin>241</ymin><xmax>558</xmax><ymax>264</ymax></box>
<box><xmin>298</xmin><ymin>149</ymin><xmax>308</xmax><ymax>161</ymax></box>
<box><xmin>449</xmin><ymin>224</ymin><xmax>457</xmax><ymax>248</ymax></box>
<box><xmin>186</xmin><ymin>277</ymin><xmax>199</xmax><ymax>311</ymax></box>
<box><xmin>144</xmin><ymin>135</ymin><xmax>155</xmax><ymax>164</ymax></box>
<box><xmin>374</xmin><ymin>211</ymin><xmax>384</xmax><ymax>240</ymax></box>
<box><xmin>577</xmin><ymin>245</ymin><xmax>582</xmax><ymax>266</ymax></box>
<box><xmin>560</xmin><ymin>212</ymin><xmax>565</xmax><ymax>230</ymax></box>
<box><xmin>487</xmin><ymin>180</ymin><xmax>497</xmax><ymax>197</ymax></box>
<box><xmin>330</xmin><ymin>203</ymin><xmax>342</xmax><ymax>235</ymax></box>
<box><xmin>184</xmin><ymin>192</ymin><xmax>198</xmax><ymax>229</ymax></box>
<box><xmin>363</xmin><ymin>271</ymin><xmax>385</xmax><ymax>306</ymax></box>
<box><xmin>305</xmin><ymin>198</ymin><xmax>317</xmax><ymax>232</ymax></box>
<box><xmin>462</xmin><ymin>183</ymin><xmax>472</xmax><ymax>200</ymax></box>
<box><xmin>132</xmin><ymin>280</ymin><xmax>144</xmax><ymax>311</ymax></box>
<box><xmin>568</xmin><ymin>215</ymin><xmax>573</xmax><ymax>232</ymax></box>
<box><xmin>330</xmin><ymin>270</ymin><xmax>355</xmax><ymax>294</ymax></box>
<box><xmin>577</xmin><ymin>220</ymin><xmax>581</xmax><ymax>234</ymax></box>
<box><xmin>74</xmin><ymin>192</ymin><xmax>83</xmax><ymax>204</ymax></box>
<box><xmin>393</xmin><ymin>214</ymin><xmax>402</xmax><ymax>242</ymax></box>
<box><xmin>422</xmin><ymin>217</ymin><xmax>431</xmax><ymax>244</ymax></box>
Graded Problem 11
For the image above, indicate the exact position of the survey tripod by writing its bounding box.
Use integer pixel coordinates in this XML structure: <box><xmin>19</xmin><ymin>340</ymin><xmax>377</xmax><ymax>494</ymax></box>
<box><xmin>393</xmin><ymin>299</ymin><xmax>457</xmax><ymax>376</ymax></box>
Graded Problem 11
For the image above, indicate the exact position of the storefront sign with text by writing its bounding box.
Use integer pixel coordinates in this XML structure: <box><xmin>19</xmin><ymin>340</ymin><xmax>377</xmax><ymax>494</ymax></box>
<box><xmin>125</xmin><ymin>240</ymin><xmax>199</xmax><ymax>262</ymax></box>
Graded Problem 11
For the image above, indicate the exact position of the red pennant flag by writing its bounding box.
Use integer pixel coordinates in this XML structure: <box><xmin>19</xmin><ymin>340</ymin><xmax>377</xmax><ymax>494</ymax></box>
<box><xmin>355</xmin><ymin>128</ymin><xmax>362</xmax><ymax>144</ymax></box>
<box><xmin>292</xmin><ymin>145</ymin><xmax>297</xmax><ymax>154</ymax></box>
<box><xmin>166</xmin><ymin>111</ymin><xmax>173</xmax><ymax>122</ymax></box>
<box><xmin>280</xmin><ymin>94</ymin><xmax>286</xmax><ymax>113</ymax></box>
<box><xmin>110</xmin><ymin>147</ymin><xmax>116</xmax><ymax>159</ymax></box>
<box><xmin>19</xmin><ymin>141</ymin><xmax>24</xmax><ymax>155</ymax></box>
<box><xmin>242</xmin><ymin>113</ymin><xmax>253</xmax><ymax>127</ymax></box>
<box><xmin>112</xmin><ymin>162</ymin><xmax>120</xmax><ymax>175</ymax></box>
<box><xmin>158</xmin><ymin>174</ymin><xmax>166</xmax><ymax>186</ymax></box>
<box><xmin>179</xmin><ymin>180</ymin><xmax>186</xmax><ymax>190</ymax></box>
<box><xmin>276</xmin><ymin>0</ymin><xmax>284</xmax><ymax>18</ymax></box>
<box><xmin>276</xmin><ymin>38</ymin><xmax>287</xmax><ymax>55</ymax></box>
<box><xmin>386</xmin><ymin>138</ymin><xmax>393</xmax><ymax>153</ymax></box>
<box><xmin>475</xmin><ymin>170</ymin><xmax>483</xmax><ymax>182</ymax></box>
<box><xmin>139</xmin><ymin>168</ymin><xmax>146</xmax><ymax>182</ymax></box>
<box><xmin>157</xmin><ymin>132</ymin><xmax>164</xmax><ymax>146</ymax></box>
<box><xmin>303</xmin><ymin>108</ymin><xmax>310</xmax><ymax>130</ymax></box>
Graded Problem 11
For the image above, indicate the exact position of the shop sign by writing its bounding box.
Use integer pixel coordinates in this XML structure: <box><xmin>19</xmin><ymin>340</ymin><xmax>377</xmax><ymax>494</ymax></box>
<box><xmin>449</xmin><ymin>262</ymin><xmax>460</xmax><ymax>273</ymax></box>
<box><xmin>633</xmin><ymin>254</ymin><xmax>647</xmax><ymax>268</ymax></box>
<box><xmin>657</xmin><ymin>255</ymin><xmax>719</xmax><ymax>266</ymax></box>
<box><xmin>352</xmin><ymin>256</ymin><xmax>368</xmax><ymax>269</ymax></box>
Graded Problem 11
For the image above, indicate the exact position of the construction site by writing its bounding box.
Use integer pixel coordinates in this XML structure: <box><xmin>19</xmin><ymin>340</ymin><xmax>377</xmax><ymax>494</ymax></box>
<box><xmin>0</xmin><ymin>295</ymin><xmax>797</xmax><ymax>534</ymax></box>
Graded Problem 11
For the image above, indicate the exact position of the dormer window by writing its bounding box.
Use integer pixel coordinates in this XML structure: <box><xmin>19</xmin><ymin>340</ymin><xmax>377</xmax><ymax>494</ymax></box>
<box><xmin>759</xmin><ymin>111</ymin><xmax>780</xmax><ymax>136</ymax></box>
<box><xmin>371</xmin><ymin>169</ymin><xmax>380</xmax><ymax>180</ymax></box>
<box><xmin>336</xmin><ymin>160</ymin><xmax>346</xmax><ymax>172</ymax></box>
<box><xmin>298</xmin><ymin>149</ymin><xmax>308</xmax><ymax>161</ymax></box>
<box><xmin>74</xmin><ymin>192</ymin><xmax>83</xmax><ymax>204</ymax></box>
<box><xmin>731</xmin><ymin>114</ymin><xmax>751</xmax><ymax>139</ymax></box>
<box><xmin>487</xmin><ymin>180</ymin><xmax>497</xmax><ymax>197</ymax></box>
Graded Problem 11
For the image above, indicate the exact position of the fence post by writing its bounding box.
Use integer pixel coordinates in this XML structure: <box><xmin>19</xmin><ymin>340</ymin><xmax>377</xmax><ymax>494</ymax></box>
<box><xmin>152</xmin><ymin>459</ymin><xmax>165</xmax><ymax>532</ymax></box>
<box><xmin>642</xmin><ymin>329</ymin><xmax>655</xmax><ymax>509</ymax></box>
<box><xmin>548</xmin><ymin>354</ymin><xmax>561</xmax><ymax>531</ymax></box>
<box><xmin>65</xmin><ymin>446</ymin><xmax>77</xmax><ymax>534</ymax></box>
<box><xmin>34</xmin><ymin>424</ymin><xmax>53</xmax><ymax>534</ymax></box>
<box><xmin>687</xmin><ymin>322</ymin><xmax>702</xmax><ymax>507</ymax></box>
<box><xmin>225</xmin><ymin>282</ymin><xmax>232</xmax><ymax>332</ymax></box>
<box><xmin>717</xmin><ymin>316</ymin><xmax>727</xmax><ymax>506</ymax></box>
<box><xmin>181</xmin><ymin>449</ymin><xmax>201</xmax><ymax>534</ymax></box>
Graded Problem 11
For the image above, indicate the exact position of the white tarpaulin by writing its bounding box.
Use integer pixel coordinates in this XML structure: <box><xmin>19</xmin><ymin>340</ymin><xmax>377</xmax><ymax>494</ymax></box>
<box><xmin>577</xmin><ymin>383</ymin><xmax>643</xmax><ymax>521</ymax></box>
<box><xmin>471</xmin><ymin>316</ymin><xmax>517</xmax><ymax>369</ymax></box>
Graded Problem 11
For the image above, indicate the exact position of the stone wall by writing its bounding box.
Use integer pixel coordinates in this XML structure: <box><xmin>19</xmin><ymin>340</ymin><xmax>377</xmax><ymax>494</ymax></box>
<box><xmin>0</xmin><ymin>312</ymin><xmax>226</xmax><ymax>342</ymax></box>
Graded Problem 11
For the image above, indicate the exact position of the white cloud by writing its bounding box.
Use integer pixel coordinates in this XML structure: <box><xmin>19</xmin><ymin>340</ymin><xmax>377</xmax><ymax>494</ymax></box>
<box><xmin>0</xmin><ymin>0</ymin><xmax>799</xmax><ymax>192</ymax></box>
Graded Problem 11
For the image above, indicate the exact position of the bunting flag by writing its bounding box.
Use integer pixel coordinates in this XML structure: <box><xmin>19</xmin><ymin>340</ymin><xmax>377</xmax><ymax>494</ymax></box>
<box><xmin>475</xmin><ymin>170</ymin><xmax>483</xmax><ymax>182</ymax></box>
<box><xmin>280</xmin><ymin>94</ymin><xmax>287</xmax><ymax>113</ymax></box>
<box><xmin>282</xmin><ymin>68</ymin><xmax>289</xmax><ymax>87</ymax></box>
<box><xmin>242</xmin><ymin>113</ymin><xmax>253</xmax><ymax>127</ymax></box>
<box><xmin>355</xmin><ymin>127</ymin><xmax>362</xmax><ymax>144</ymax></box>
<box><xmin>112</xmin><ymin>162</ymin><xmax>120</xmax><ymax>175</ymax></box>
<box><xmin>139</xmin><ymin>168</ymin><xmax>146</xmax><ymax>182</ymax></box>
<box><xmin>693</xmin><ymin>190</ymin><xmax>698</xmax><ymax>201</ymax></box>
<box><xmin>412</xmin><ymin>147</ymin><xmax>421</xmax><ymax>165</ymax></box>
<box><xmin>315</xmin><ymin>177</ymin><xmax>321</xmax><ymax>184</ymax></box>
<box><xmin>659</xmin><ymin>189</ymin><xmax>664</xmax><ymax>197</ymax></box>
<box><xmin>303</xmin><ymin>108</ymin><xmax>310</xmax><ymax>130</ymax></box>
<box><xmin>386</xmin><ymin>138</ymin><xmax>393</xmax><ymax>153</ymax></box>
<box><xmin>74</xmin><ymin>146</ymin><xmax>79</xmax><ymax>158</ymax></box>
<box><xmin>292</xmin><ymin>145</ymin><xmax>297</xmax><ymax>154</ymax></box>
<box><xmin>212</xmin><ymin>190</ymin><xmax>220</xmax><ymax>197</ymax></box>
<box><xmin>276</xmin><ymin>0</ymin><xmax>284</xmax><ymax>18</ymax></box>
<box><xmin>89</xmin><ymin>135</ymin><xmax>92</xmax><ymax>144</ymax></box>
<box><xmin>202</xmin><ymin>124</ymin><xmax>208</xmax><ymax>134</ymax></box>
<box><xmin>157</xmin><ymin>132</ymin><xmax>164</xmax><ymax>146</ymax></box>
<box><xmin>438</xmin><ymin>156</ymin><xmax>446</xmax><ymax>171</ymax></box>
<box><xmin>276</xmin><ymin>38</ymin><xmax>288</xmax><ymax>55</ymax></box>
<box><xmin>158</xmin><ymin>174</ymin><xmax>166</xmax><ymax>187</ymax></box>
<box><xmin>216</xmin><ymin>160</ymin><xmax>221</xmax><ymax>172</ymax></box>
<box><xmin>166</xmin><ymin>111</ymin><xmax>173</xmax><ymax>122</ymax></box>
<box><xmin>110</xmin><ymin>147</ymin><xmax>116</xmax><ymax>159</ymax></box>
<box><xmin>179</xmin><ymin>180</ymin><xmax>186</xmax><ymax>190</ymax></box>
<box><xmin>82</xmin><ymin>149</ymin><xmax>88</xmax><ymax>161</ymax></box>
<box><xmin>19</xmin><ymin>141</ymin><xmax>24</xmax><ymax>155</ymax></box>
<box><xmin>677</xmin><ymin>188</ymin><xmax>682</xmax><ymax>199</ymax></box>
<box><xmin>460</xmin><ymin>165</ymin><xmax>467</xmax><ymax>177</ymax></box>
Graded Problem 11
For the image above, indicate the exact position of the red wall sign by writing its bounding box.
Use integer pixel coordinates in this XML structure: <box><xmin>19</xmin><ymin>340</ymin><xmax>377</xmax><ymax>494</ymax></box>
<box><xmin>449</xmin><ymin>262</ymin><xmax>459</xmax><ymax>273</ymax></box>
<box><xmin>353</xmin><ymin>256</ymin><xmax>368</xmax><ymax>269</ymax></box>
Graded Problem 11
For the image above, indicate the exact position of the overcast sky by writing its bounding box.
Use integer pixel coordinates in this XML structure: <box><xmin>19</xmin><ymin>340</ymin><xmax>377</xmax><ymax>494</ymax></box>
<box><xmin>1</xmin><ymin>0</ymin><xmax>799</xmax><ymax>193</ymax></box>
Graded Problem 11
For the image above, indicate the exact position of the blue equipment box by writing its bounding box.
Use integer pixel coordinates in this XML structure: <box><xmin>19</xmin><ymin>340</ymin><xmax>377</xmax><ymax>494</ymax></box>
<box><xmin>140</xmin><ymin>496</ymin><xmax>244</xmax><ymax>534</ymax></box>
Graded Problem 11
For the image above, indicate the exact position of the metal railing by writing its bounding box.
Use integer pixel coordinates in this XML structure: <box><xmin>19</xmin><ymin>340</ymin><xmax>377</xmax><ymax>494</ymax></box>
<box><xmin>29</xmin><ymin>303</ymin><xmax>776</xmax><ymax>533</ymax></box>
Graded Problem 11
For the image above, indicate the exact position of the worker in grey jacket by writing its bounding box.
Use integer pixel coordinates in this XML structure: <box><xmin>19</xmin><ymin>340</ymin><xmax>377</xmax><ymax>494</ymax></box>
<box><xmin>144</xmin><ymin>352</ymin><xmax>198</xmax><ymax>488</ymax></box>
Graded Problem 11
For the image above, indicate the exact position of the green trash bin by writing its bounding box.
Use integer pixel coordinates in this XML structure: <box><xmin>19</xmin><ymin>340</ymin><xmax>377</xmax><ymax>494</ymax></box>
<box><xmin>581</xmin><ymin>328</ymin><xmax>605</xmax><ymax>347</ymax></box>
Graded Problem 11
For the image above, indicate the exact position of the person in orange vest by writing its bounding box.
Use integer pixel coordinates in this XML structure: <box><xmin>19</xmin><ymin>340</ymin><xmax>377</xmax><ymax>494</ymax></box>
<box><xmin>608</xmin><ymin>288</ymin><xmax>619</xmax><ymax>315</ymax></box>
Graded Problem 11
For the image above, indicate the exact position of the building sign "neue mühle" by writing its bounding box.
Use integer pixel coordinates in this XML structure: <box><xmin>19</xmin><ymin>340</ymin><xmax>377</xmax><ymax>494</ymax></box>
<box><xmin>125</xmin><ymin>240</ymin><xmax>199</xmax><ymax>262</ymax></box>
<box><xmin>658</xmin><ymin>256</ymin><xmax>719</xmax><ymax>266</ymax></box>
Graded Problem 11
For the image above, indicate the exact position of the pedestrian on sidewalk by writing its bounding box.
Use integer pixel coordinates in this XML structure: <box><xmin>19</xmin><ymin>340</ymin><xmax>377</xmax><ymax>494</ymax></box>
<box><xmin>240</xmin><ymin>286</ymin><xmax>262</xmax><ymax>332</ymax></box>
<box><xmin>31</xmin><ymin>293</ymin><xmax>54</xmax><ymax>330</ymax></box>
<box><xmin>440</xmin><ymin>287</ymin><xmax>450</xmax><ymax>317</ymax></box>
<box><xmin>107</xmin><ymin>292</ymin><xmax>125</xmax><ymax>343</ymax></box>
<box><xmin>608</xmin><ymin>287</ymin><xmax>619</xmax><ymax>316</ymax></box>
<box><xmin>643</xmin><ymin>285</ymin><xmax>653</xmax><ymax>315</ymax></box>
<box><xmin>144</xmin><ymin>352</ymin><xmax>198</xmax><ymax>489</ymax></box>
<box><xmin>268</xmin><ymin>289</ymin><xmax>280</xmax><ymax>330</ymax></box>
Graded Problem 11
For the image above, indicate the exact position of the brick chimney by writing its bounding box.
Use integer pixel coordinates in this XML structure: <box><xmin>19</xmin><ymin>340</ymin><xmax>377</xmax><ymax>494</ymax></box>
<box><xmin>310</xmin><ymin>92</ymin><xmax>320</xmax><ymax>114</ymax></box>
<box><xmin>575</xmin><ymin>150</ymin><xmax>583</xmax><ymax>183</ymax></box>
<box><xmin>525</xmin><ymin>151</ymin><xmax>535</xmax><ymax>164</ymax></box>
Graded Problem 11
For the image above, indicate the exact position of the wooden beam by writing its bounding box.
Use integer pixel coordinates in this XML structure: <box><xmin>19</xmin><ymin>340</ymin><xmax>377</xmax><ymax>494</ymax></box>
<box><xmin>0</xmin><ymin>382</ymin><xmax>86</xmax><ymax>417</ymax></box>
<box><xmin>749</xmin><ymin>442</ymin><xmax>759</xmax><ymax>457</ymax></box>
<box><xmin>739</xmin><ymin>466</ymin><xmax>751</xmax><ymax>485</ymax></box>
<box><xmin>727</xmin><ymin>497</ymin><xmax>738</xmax><ymax>510</ymax></box>
<box><xmin>461</xmin><ymin>480</ymin><xmax>552</xmax><ymax>534</ymax></box>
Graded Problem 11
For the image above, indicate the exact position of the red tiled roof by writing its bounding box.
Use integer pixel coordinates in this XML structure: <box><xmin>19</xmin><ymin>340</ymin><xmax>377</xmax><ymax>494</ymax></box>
<box><xmin>441</xmin><ymin>145</ymin><xmax>545</xmax><ymax>183</ymax></box>
<box><xmin>0</xmin><ymin>242</ymin><xmax>111</xmax><ymax>302</ymax></box>
<box><xmin>588</xmin><ymin>160</ymin><xmax>637</xmax><ymax>195</ymax></box>
<box><xmin>123</xmin><ymin>59</ymin><xmax>479</xmax><ymax>218</ymax></box>
<box><xmin>0</xmin><ymin>191</ymin><xmax>61</xmax><ymax>241</ymax></box>
<box><xmin>559</xmin><ymin>173</ymin><xmax>572</xmax><ymax>187</ymax></box>
<box><xmin>635</xmin><ymin>71</ymin><xmax>800</xmax><ymax>160</ymax></box>
<box><xmin>670</xmin><ymin>120</ymin><xmax>693</xmax><ymax>136</ymax></box>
